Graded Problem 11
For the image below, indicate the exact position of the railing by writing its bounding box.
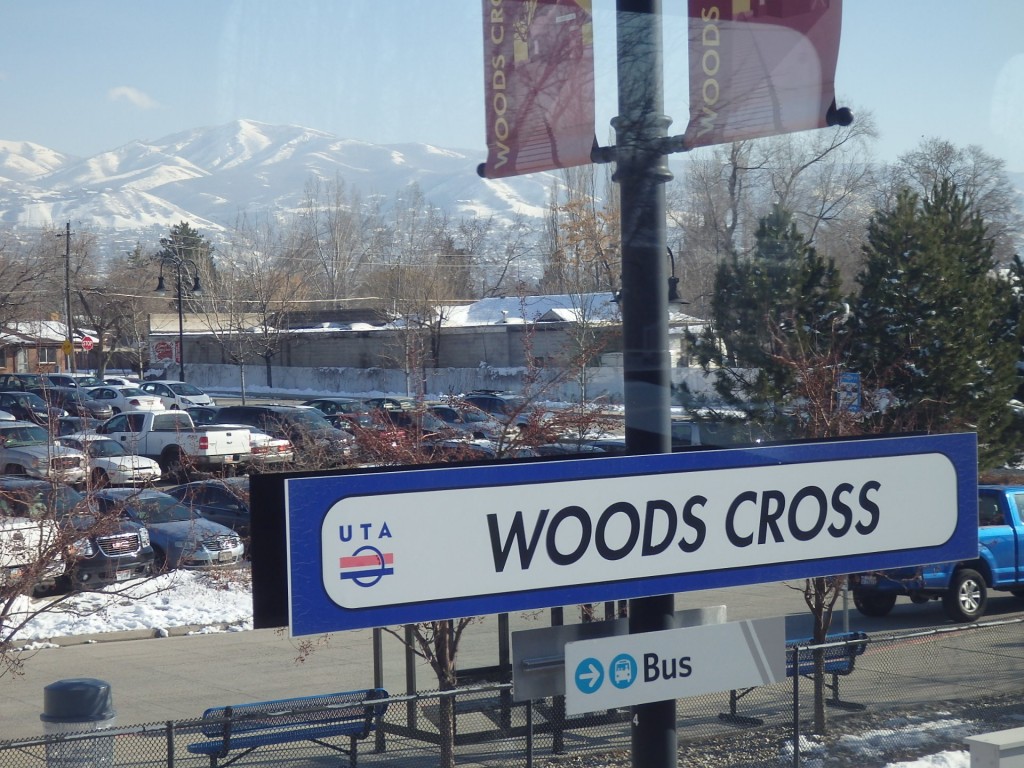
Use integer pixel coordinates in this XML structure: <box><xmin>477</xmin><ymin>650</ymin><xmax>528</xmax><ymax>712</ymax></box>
<box><xmin>2</xmin><ymin>619</ymin><xmax>1023</xmax><ymax>768</ymax></box>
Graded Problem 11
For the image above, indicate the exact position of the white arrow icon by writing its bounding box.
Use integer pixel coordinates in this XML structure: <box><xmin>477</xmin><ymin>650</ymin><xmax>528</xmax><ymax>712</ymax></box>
<box><xmin>578</xmin><ymin>663</ymin><xmax>601</xmax><ymax>689</ymax></box>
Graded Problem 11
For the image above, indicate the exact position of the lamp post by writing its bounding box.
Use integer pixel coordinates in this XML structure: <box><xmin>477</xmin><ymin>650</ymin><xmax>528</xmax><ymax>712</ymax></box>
<box><xmin>155</xmin><ymin>240</ymin><xmax>202</xmax><ymax>382</ymax></box>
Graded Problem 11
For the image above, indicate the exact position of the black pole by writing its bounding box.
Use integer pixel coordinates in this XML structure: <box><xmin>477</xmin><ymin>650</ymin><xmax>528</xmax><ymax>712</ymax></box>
<box><xmin>175</xmin><ymin>261</ymin><xmax>186</xmax><ymax>383</ymax></box>
<box><xmin>613</xmin><ymin>1</ymin><xmax>675</xmax><ymax>767</ymax></box>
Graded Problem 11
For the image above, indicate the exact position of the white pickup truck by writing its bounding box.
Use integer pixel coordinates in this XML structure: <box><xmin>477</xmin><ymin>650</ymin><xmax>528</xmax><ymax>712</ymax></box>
<box><xmin>95</xmin><ymin>410</ymin><xmax>251</xmax><ymax>479</ymax></box>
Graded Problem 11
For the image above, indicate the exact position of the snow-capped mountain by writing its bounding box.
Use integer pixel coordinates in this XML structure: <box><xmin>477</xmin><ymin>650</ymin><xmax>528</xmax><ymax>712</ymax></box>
<box><xmin>0</xmin><ymin>119</ymin><xmax>555</xmax><ymax>247</ymax></box>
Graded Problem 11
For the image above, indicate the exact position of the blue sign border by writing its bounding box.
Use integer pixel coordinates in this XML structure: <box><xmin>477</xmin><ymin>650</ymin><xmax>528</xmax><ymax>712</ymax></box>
<box><xmin>285</xmin><ymin>433</ymin><xmax>977</xmax><ymax>636</ymax></box>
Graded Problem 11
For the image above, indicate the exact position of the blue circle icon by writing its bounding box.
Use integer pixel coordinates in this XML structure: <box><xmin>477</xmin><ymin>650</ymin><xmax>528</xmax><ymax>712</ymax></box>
<box><xmin>609</xmin><ymin>653</ymin><xmax>637</xmax><ymax>689</ymax></box>
<box><xmin>574</xmin><ymin>657</ymin><xmax>604</xmax><ymax>694</ymax></box>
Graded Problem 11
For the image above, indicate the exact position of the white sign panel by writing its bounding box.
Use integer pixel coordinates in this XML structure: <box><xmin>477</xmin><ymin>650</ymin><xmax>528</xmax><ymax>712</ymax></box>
<box><xmin>319</xmin><ymin>452</ymin><xmax>956</xmax><ymax>609</ymax></box>
<box><xmin>564</xmin><ymin>618</ymin><xmax>785</xmax><ymax>714</ymax></box>
<box><xmin>284</xmin><ymin>432</ymin><xmax>976</xmax><ymax>636</ymax></box>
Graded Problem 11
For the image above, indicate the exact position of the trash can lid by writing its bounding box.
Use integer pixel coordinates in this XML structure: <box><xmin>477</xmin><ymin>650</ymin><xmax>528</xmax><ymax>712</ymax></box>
<box><xmin>40</xmin><ymin>678</ymin><xmax>116</xmax><ymax>723</ymax></box>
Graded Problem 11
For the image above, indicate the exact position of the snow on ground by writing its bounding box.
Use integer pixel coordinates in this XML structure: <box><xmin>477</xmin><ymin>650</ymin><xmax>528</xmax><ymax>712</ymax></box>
<box><xmin>7</xmin><ymin>569</ymin><xmax>253</xmax><ymax>645</ymax></box>
<box><xmin>3</xmin><ymin>571</ymin><xmax>983</xmax><ymax>768</ymax></box>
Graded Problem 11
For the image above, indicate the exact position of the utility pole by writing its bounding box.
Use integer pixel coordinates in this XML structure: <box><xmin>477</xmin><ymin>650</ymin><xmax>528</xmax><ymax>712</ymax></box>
<box><xmin>59</xmin><ymin>222</ymin><xmax>77</xmax><ymax>373</ymax></box>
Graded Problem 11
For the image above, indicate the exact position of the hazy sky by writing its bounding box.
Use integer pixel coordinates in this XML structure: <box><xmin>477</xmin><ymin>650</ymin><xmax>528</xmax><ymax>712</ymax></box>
<box><xmin>2</xmin><ymin>1</ymin><xmax>1022</xmax><ymax>171</ymax></box>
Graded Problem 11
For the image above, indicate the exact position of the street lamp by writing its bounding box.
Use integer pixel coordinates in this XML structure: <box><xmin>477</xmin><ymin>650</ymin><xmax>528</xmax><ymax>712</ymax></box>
<box><xmin>155</xmin><ymin>240</ymin><xmax>202</xmax><ymax>382</ymax></box>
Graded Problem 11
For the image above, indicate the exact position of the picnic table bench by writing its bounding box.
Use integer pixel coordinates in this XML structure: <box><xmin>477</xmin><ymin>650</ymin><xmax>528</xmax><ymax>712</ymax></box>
<box><xmin>187</xmin><ymin>687</ymin><xmax>389</xmax><ymax>768</ymax></box>
<box><xmin>719</xmin><ymin>632</ymin><xmax>868</xmax><ymax>725</ymax></box>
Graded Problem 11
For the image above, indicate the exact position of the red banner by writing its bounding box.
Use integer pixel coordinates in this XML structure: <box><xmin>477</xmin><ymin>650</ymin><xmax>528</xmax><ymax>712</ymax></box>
<box><xmin>684</xmin><ymin>0</ymin><xmax>844</xmax><ymax>149</ymax></box>
<box><xmin>480</xmin><ymin>0</ymin><xmax>596</xmax><ymax>179</ymax></box>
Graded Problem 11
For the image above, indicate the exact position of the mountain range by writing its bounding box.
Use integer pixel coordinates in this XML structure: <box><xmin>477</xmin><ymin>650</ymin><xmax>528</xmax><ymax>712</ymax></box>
<box><xmin>1</xmin><ymin>120</ymin><xmax>1020</xmax><ymax>261</ymax></box>
<box><xmin>0</xmin><ymin>119</ymin><xmax>556</xmax><ymax>253</ymax></box>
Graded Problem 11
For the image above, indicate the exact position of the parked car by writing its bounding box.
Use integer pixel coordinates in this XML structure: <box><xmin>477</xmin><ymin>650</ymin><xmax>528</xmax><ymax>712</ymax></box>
<box><xmin>47</xmin><ymin>482</ymin><xmax>155</xmax><ymax>590</ymax></box>
<box><xmin>0</xmin><ymin>390</ymin><xmax>63</xmax><ymax>424</ymax></box>
<box><xmin>165</xmin><ymin>477</ymin><xmax>251</xmax><ymax>540</ymax></box>
<box><xmin>55</xmin><ymin>415</ymin><xmax>101</xmax><ymax>437</ymax></box>
<box><xmin>462</xmin><ymin>390</ymin><xmax>535</xmax><ymax>428</ymax></box>
<box><xmin>91</xmin><ymin>488</ymin><xmax>244</xmax><ymax>570</ymax></box>
<box><xmin>139</xmin><ymin>380</ymin><xmax>215</xmax><ymax>409</ymax></box>
<box><xmin>374</xmin><ymin>406</ymin><xmax>459</xmax><ymax>440</ymax></box>
<box><xmin>362</xmin><ymin>396</ymin><xmax>416</xmax><ymax>412</ymax></box>
<box><xmin>29</xmin><ymin>386</ymin><xmax>114</xmax><ymax>420</ymax></box>
<box><xmin>0</xmin><ymin>373</ymin><xmax>49</xmax><ymax>392</ymax></box>
<box><xmin>670</xmin><ymin>416</ymin><xmax>773</xmax><ymax>450</ymax></box>
<box><xmin>101</xmin><ymin>376</ymin><xmax>141</xmax><ymax>387</ymax></box>
<box><xmin>186</xmin><ymin>407</ymin><xmax>294</xmax><ymax>470</ymax></box>
<box><xmin>84</xmin><ymin>385</ymin><xmax>165</xmax><ymax>414</ymax></box>
<box><xmin>427</xmin><ymin>401</ymin><xmax>505</xmax><ymax>441</ymax></box>
<box><xmin>0</xmin><ymin>420</ymin><xmax>87</xmax><ymax>485</ymax></box>
<box><xmin>0</xmin><ymin>476</ymin><xmax>67</xmax><ymax>595</ymax></box>
<box><xmin>44</xmin><ymin>373</ymin><xmax>82</xmax><ymax>388</ymax></box>
<box><xmin>95</xmin><ymin>410</ymin><xmax>251</xmax><ymax>479</ymax></box>
<box><xmin>212</xmin><ymin>404</ymin><xmax>353</xmax><ymax>467</ymax></box>
<box><xmin>57</xmin><ymin>433</ymin><xmax>163</xmax><ymax>488</ymax></box>
<box><xmin>302</xmin><ymin>397</ymin><xmax>375</xmax><ymax>429</ymax></box>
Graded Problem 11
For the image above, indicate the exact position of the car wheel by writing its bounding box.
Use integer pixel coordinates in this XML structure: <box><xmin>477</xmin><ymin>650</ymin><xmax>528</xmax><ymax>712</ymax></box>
<box><xmin>151</xmin><ymin>545</ymin><xmax>169</xmax><ymax>572</ymax></box>
<box><xmin>852</xmin><ymin>591</ymin><xmax>897</xmax><ymax>617</ymax></box>
<box><xmin>91</xmin><ymin>468</ymin><xmax>109</xmax><ymax>489</ymax></box>
<box><xmin>159</xmin><ymin>449</ymin><xmax>187</xmax><ymax>482</ymax></box>
<box><xmin>112</xmin><ymin>407</ymin><xmax>121</xmax><ymax>415</ymax></box>
<box><xmin>943</xmin><ymin>568</ymin><xmax>987</xmax><ymax>622</ymax></box>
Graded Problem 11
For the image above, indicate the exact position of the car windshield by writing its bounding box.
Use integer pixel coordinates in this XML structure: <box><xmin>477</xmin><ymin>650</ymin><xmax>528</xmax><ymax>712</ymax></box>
<box><xmin>334</xmin><ymin>401</ymin><xmax>366</xmax><ymax>414</ymax></box>
<box><xmin>85</xmin><ymin>440</ymin><xmax>128</xmax><ymax>458</ymax></box>
<box><xmin>126</xmin><ymin>495</ymin><xmax>194</xmax><ymax>524</ymax></box>
<box><xmin>168</xmin><ymin>383</ymin><xmax>204</xmax><ymax>396</ymax></box>
<box><xmin>14</xmin><ymin>393</ymin><xmax>47</xmax><ymax>408</ymax></box>
<box><xmin>0</xmin><ymin>483</ymin><xmax>84</xmax><ymax>519</ymax></box>
<box><xmin>0</xmin><ymin>425</ymin><xmax>50</xmax><ymax>446</ymax></box>
<box><xmin>120</xmin><ymin>387</ymin><xmax>147</xmax><ymax>397</ymax></box>
<box><xmin>460</xmin><ymin>408</ymin><xmax>492</xmax><ymax>424</ymax></box>
<box><xmin>289</xmin><ymin>409</ymin><xmax>334</xmax><ymax>431</ymax></box>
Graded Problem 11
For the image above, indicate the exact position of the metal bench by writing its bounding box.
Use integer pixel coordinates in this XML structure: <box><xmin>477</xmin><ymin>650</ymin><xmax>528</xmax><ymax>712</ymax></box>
<box><xmin>187</xmin><ymin>688</ymin><xmax>389</xmax><ymax>768</ymax></box>
<box><xmin>719</xmin><ymin>632</ymin><xmax>868</xmax><ymax>725</ymax></box>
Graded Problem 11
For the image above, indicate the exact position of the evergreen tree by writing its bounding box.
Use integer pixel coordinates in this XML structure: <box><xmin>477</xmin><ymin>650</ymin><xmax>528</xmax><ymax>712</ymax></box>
<box><xmin>851</xmin><ymin>181</ymin><xmax>1018</xmax><ymax>469</ymax></box>
<box><xmin>157</xmin><ymin>221</ymin><xmax>218</xmax><ymax>299</ymax></box>
<box><xmin>694</xmin><ymin>204</ymin><xmax>844</xmax><ymax>411</ymax></box>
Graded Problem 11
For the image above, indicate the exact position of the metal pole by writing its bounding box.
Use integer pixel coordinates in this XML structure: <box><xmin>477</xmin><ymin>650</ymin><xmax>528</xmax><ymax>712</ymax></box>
<box><xmin>63</xmin><ymin>222</ymin><xmax>76</xmax><ymax>374</ymax></box>
<box><xmin>613</xmin><ymin>2</ymin><xmax>675</xmax><ymax>767</ymax></box>
<box><xmin>176</xmin><ymin>260</ymin><xmax>186</xmax><ymax>383</ymax></box>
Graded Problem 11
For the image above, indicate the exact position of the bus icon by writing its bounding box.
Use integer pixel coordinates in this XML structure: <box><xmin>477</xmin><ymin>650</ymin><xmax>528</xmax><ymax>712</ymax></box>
<box><xmin>614</xmin><ymin>658</ymin><xmax>631</xmax><ymax>683</ymax></box>
<box><xmin>610</xmin><ymin>654</ymin><xmax>636</xmax><ymax>689</ymax></box>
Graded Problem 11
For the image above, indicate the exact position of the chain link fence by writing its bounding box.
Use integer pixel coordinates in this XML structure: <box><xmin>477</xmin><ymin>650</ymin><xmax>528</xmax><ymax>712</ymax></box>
<box><xmin>2</xmin><ymin>618</ymin><xmax>1023</xmax><ymax>768</ymax></box>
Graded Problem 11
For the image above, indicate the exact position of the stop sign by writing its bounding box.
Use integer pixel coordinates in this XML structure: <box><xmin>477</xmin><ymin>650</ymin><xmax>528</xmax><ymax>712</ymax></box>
<box><xmin>81</xmin><ymin>336</ymin><xmax>94</xmax><ymax>351</ymax></box>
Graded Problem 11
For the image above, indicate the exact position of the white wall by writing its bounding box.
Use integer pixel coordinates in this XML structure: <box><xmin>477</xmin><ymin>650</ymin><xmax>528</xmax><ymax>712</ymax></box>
<box><xmin>183</xmin><ymin>363</ymin><xmax>720</xmax><ymax>404</ymax></box>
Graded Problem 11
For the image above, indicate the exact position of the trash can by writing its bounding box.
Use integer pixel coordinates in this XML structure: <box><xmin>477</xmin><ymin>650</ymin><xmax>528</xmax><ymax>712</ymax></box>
<box><xmin>40</xmin><ymin>678</ymin><xmax>117</xmax><ymax>768</ymax></box>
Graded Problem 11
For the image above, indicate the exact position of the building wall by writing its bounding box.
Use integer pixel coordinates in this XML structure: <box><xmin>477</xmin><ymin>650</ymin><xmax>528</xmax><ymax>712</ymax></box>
<box><xmin>182</xmin><ymin>361</ymin><xmax>719</xmax><ymax>404</ymax></box>
<box><xmin>165</xmin><ymin>322</ymin><xmax>625</xmax><ymax>371</ymax></box>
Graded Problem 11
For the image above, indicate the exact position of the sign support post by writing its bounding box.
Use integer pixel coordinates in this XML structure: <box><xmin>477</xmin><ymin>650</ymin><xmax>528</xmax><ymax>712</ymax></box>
<box><xmin>611</xmin><ymin>2</ymin><xmax>676</xmax><ymax>767</ymax></box>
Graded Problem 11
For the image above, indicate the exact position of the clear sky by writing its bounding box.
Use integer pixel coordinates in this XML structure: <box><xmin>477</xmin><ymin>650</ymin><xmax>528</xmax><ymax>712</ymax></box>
<box><xmin>1</xmin><ymin>1</ymin><xmax>1022</xmax><ymax>171</ymax></box>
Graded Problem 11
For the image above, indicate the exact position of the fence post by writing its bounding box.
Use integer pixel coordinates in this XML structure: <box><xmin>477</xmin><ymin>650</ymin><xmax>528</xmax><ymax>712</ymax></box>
<box><xmin>404</xmin><ymin>625</ymin><xmax>417</xmax><ymax>730</ymax></box>
<box><xmin>373</xmin><ymin>628</ymin><xmax>386</xmax><ymax>753</ymax></box>
<box><xmin>551</xmin><ymin>607</ymin><xmax>565</xmax><ymax>754</ymax></box>
<box><xmin>526</xmin><ymin>699</ymin><xmax>534</xmax><ymax>768</ymax></box>
<box><xmin>792</xmin><ymin>644</ymin><xmax>801</xmax><ymax>768</ymax></box>
<box><xmin>166</xmin><ymin>720</ymin><xmax>175</xmax><ymax>768</ymax></box>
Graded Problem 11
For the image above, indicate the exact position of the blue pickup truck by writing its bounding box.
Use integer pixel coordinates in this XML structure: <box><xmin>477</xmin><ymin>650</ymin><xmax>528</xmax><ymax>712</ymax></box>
<box><xmin>850</xmin><ymin>484</ymin><xmax>1024</xmax><ymax>623</ymax></box>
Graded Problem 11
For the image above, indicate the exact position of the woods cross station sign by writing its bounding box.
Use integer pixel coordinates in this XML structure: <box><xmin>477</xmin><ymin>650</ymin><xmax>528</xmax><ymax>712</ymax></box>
<box><xmin>283</xmin><ymin>433</ymin><xmax>977</xmax><ymax>637</ymax></box>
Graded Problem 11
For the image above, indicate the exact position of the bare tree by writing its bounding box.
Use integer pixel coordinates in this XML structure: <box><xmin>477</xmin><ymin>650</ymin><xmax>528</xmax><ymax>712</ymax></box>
<box><xmin>668</xmin><ymin>113</ymin><xmax>879</xmax><ymax>314</ymax></box>
<box><xmin>193</xmin><ymin>213</ymin><xmax>303</xmax><ymax>394</ymax></box>
<box><xmin>539</xmin><ymin>165</ymin><xmax>620</xmax><ymax>295</ymax></box>
<box><xmin>879</xmin><ymin>137</ymin><xmax>1023</xmax><ymax>264</ymax></box>
<box><xmin>292</xmin><ymin>175</ymin><xmax>371</xmax><ymax>301</ymax></box>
